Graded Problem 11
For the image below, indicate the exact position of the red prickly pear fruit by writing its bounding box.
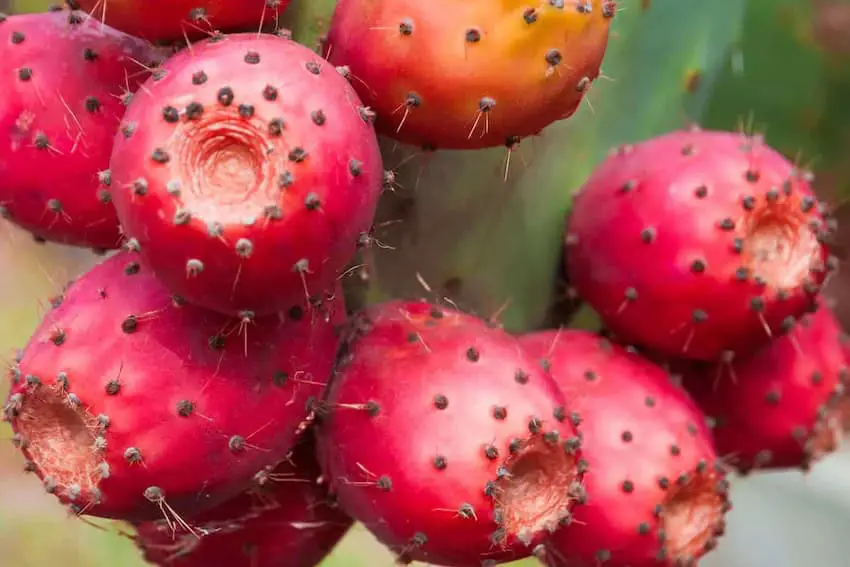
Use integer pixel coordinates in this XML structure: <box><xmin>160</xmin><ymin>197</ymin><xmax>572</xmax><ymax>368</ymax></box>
<box><xmin>679</xmin><ymin>306</ymin><xmax>849</xmax><ymax>473</ymax></box>
<box><xmin>0</xmin><ymin>10</ymin><xmax>164</xmax><ymax>250</ymax></box>
<box><xmin>109</xmin><ymin>33</ymin><xmax>383</xmax><ymax>318</ymax></box>
<box><xmin>519</xmin><ymin>330</ymin><xmax>729</xmax><ymax>567</ymax></box>
<box><xmin>70</xmin><ymin>1</ymin><xmax>290</xmax><ymax>42</ymax></box>
<box><xmin>3</xmin><ymin>251</ymin><xmax>343</xmax><ymax>522</ymax></box>
<box><xmin>134</xmin><ymin>435</ymin><xmax>353</xmax><ymax>567</ymax></box>
<box><xmin>566</xmin><ymin>129</ymin><xmax>834</xmax><ymax>362</ymax></box>
<box><xmin>324</xmin><ymin>0</ymin><xmax>614</xmax><ymax>150</ymax></box>
<box><xmin>316</xmin><ymin>300</ymin><xmax>585</xmax><ymax>567</ymax></box>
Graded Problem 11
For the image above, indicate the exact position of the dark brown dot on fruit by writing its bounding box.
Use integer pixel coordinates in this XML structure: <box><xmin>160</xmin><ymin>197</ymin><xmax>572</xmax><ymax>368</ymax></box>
<box><xmin>121</xmin><ymin>122</ymin><xmax>137</xmax><ymax>138</ymax></box>
<box><xmin>185</xmin><ymin>101</ymin><xmax>204</xmax><ymax>120</ymax></box>
<box><xmin>186</xmin><ymin>259</ymin><xmax>204</xmax><ymax>276</ymax></box>
<box><xmin>105</xmin><ymin>379</ymin><xmax>121</xmax><ymax>396</ymax></box>
<box><xmin>365</xmin><ymin>400</ymin><xmax>381</xmax><ymax>417</ymax></box>
<box><xmin>484</xmin><ymin>445</ymin><xmax>499</xmax><ymax>460</ymax></box>
<box><xmin>311</xmin><ymin>110</ymin><xmax>326</xmax><ymax>125</ymax></box>
<box><xmin>304</xmin><ymin>193</ymin><xmax>321</xmax><ymax>210</ymax></box>
<box><xmin>545</xmin><ymin>49</ymin><xmax>563</xmax><ymax>66</ymax></box>
<box><xmin>619</xmin><ymin>179</ymin><xmax>637</xmax><ymax>193</ymax></box>
<box><xmin>124</xmin><ymin>261</ymin><xmax>140</xmax><ymax>275</ymax></box>
<box><xmin>749</xmin><ymin>297</ymin><xmax>765</xmax><ymax>312</ymax></box>
<box><xmin>466</xmin><ymin>347</ymin><xmax>480</xmax><ymax>362</ymax></box>
<box><xmin>433</xmin><ymin>455</ymin><xmax>447</xmax><ymax>470</ymax></box>
<box><xmin>434</xmin><ymin>394</ymin><xmax>449</xmax><ymax>410</ymax></box>
<box><xmin>84</xmin><ymin>96</ymin><xmax>100</xmax><ymax>112</ymax></box>
<box><xmin>405</xmin><ymin>92</ymin><xmax>421</xmax><ymax>107</ymax></box>
<box><xmin>811</xmin><ymin>371</ymin><xmax>823</xmax><ymax>385</ymax></box>
<box><xmin>82</xmin><ymin>47</ymin><xmax>97</xmax><ymax>61</ymax></box>
<box><xmin>121</xmin><ymin>316</ymin><xmax>138</xmax><ymax>333</ymax></box>
<box><xmin>492</xmin><ymin>406</ymin><xmax>507</xmax><ymax>420</ymax></box>
<box><xmin>479</xmin><ymin>97</ymin><xmax>496</xmax><ymax>112</ymax></box>
<box><xmin>151</xmin><ymin>148</ymin><xmax>170</xmax><ymax>164</ymax></box>
<box><xmin>622</xmin><ymin>480</ymin><xmax>634</xmax><ymax>493</ymax></box>
<box><xmin>553</xmin><ymin>406</ymin><xmax>566</xmax><ymax>422</ymax></box>
<box><xmin>268</xmin><ymin>118</ymin><xmax>285</xmax><ymax>136</ymax></box>
<box><xmin>398</xmin><ymin>18</ymin><xmax>414</xmax><ymax>35</ymax></box>
<box><xmin>742</xmin><ymin>195</ymin><xmax>756</xmax><ymax>210</ymax></box>
<box><xmin>217</xmin><ymin>87</ymin><xmax>234</xmax><ymax>106</ymax></box>
<box><xmin>640</xmin><ymin>227</ymin><xmax>656</xmax><ymax>243</ymax></box>
<box><xmin>238</xmin><ymin>104</ymin><xmax>254</xmax><ymax>118</ymax></box>
<box><xmin>621</xmin><ymin>430</ymin><xmax>633</xmax><ymax>443</ymax></box>
<box><xmin>690</xmin><ymin>259</ymin><xmax>706</xmax><ymax>273</ymax></box>
<box><xmin>584</xmin><ymin>370</ymin><xmax>597</xmax><ymax>382</ymax></box>
<box><xmin>563</xmin><ymin>436</ymin><xmax>581</xmax><ymax>454</ymax></box>
<box><xmin>670</xmin><ymin>444</ymin><xmax>681</xmax><ymax>456</ymax></box>
<box><xmin>278</xmin><ymin>171</ymin><xmax>294</xmax><ymax>188</ymax></box>
<box><xmin>766</xmin><ymin>188</ymin><xmax>779</xmax><ymax>202</ymax></box>
<box><xmin>658</xmin><ymin>477</ymin><xmax>670</xmax><ymax>490</ymax></box>
<box><xmin>377</xmin><ymin>476</ymin><xmax>392</xmax><ymax>491</ymax></box>
<box><xmin>515</xmin><ymin>369</ymin><xmax>530</xmax><ymax>384</ymax></box>
<box><xmin>176</xmin><ymin>400</ymin><xmax>194</xmax><ymax>417</ymax></box>
<box><xmin>162</xmin><ymin>106</ymin><xmax>179</xmax><ymax>122</ymax></box>
<box><xmin>745</xmin><ymin>169</ymin><xmax>760</xmax><ymax>183</ymax></box>
<box><xmin>694</xmin><ymin>185</ymin><xmax>708</xmax><ymax>198</ymax></box>
<box><xmin>800</xmin><ymin>196</ymin><xmax>815</xmax><ymax>213</ymax></box>
<box><xmin>18</xmin><ymin>67</ymin><xmax>31</xmax><ymax>81</ymax></box>
<box><xmin>228</xmin><ymin>435</ymin><xmax>246</xmax><ymax>452</ymax></box>
<box><xmin>465</xmin><ymin>28</ymin><xmax>481</xmax><ymax>42</ymax></box>
<box><xmin>191</xmin><ymin>70</ymin><xmax>207</xmax><ymax>85</ymax></box>
<box><xmin>638</xmin><ymin>522</ymin><xmax>651</xmax><ymax>535</ymax></box>
<box><xmin>764</xmin><ymin>389</ymin><xmax>780</xmax><ymax>405</ymax></box>
<box><xmin>305</xmin><ymin>61</ymin><xmax>321</xmax><ymax>75</ymax></box>
<box><xmin>208</xmin><ymin>334</ymin><xmax>225</xmax><ymax>351</ymax></box>
<box><xmin>645</xmin><ymin>396</ymin><xmax>656</xmax><ymax>407</ymax></box>
<box><xmin>718</xmin><ymin>218</ymin><xmax>735</xmax><ymax>230</ymax></box>
<box><xmin>244</xmin><ymin>51</ymin><xmax>260</xmax><ymax>64</ymax></box>
<box><xmin>780</xmin><ymin>316</ymin><xmax>795</xmax><ymax>333</ymax></box>
<box><xmin>528</xmin><ymin>416</ymin><xmax>542</xmax><ymax>433</ymax></box>
<box><xmin>288</xmin><ymin>147</ymin><xmax>307</xmax><ymax>162</ymax></box>
<box><xmin>523</xmin><ymin>8</ymin><xmax>538</xmax><ymax>23</ymax></box>
<box><xmin>235</xmin><ymin>238</ymin><xmax>253</xmax><ymax>258</ymax></box>
<box><xmin>349</xmin><ymin>159</ymin><xmax>363</xmax><ymax>177</ymax></box>
<box><xmin>692</xmin><ymin>309</ymin><xmax>708</xmax><ymax>323</ymax></box>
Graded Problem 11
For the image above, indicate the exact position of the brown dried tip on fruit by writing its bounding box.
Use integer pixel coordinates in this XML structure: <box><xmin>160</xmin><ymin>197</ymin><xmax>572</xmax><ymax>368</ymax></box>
<box><xmin>14</xmin><ymin>389</ymin><xmax>105</xmax><ymax>505</ymax></box>
<box><xmin>497</xmin><ymin>436</ymin><xmax>583</xmax><ymax>538</ymax></box>
<box><xmin>660</xmin><ymin>468</ymin><xmax>728</xmax><ymax>561</ymax></box>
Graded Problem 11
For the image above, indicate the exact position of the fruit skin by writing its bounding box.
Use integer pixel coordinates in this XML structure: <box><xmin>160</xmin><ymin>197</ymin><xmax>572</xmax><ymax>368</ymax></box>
<box><xmin>519</xmin><ymin>330</ymin><xmax>728</xmax><ymax>567</ymax></box>
<box><xmin>566</xmin><ymin>128</ymin><xmax>833</xmax><ymax>361</ymax></box>
<box><xmin>680</xmin><ymin>306</ymin><xmax>848</xmax><ymax>473</ymax></box>
<box><xmin>70</xmin><ymin>1</ymin><xmax>291</xmax><ymax>42</ymax></box>
<box><xmin>3</xmin><ymin>251</ymin><xmax>343</xmax><ymax>522</ymax></box>
<box><xmin>316</xmin><ymin>300</ymin><xmax>585</xmax><ymax>567</ymax></box>
<box><xmin>324</xmin><ymin>0</ymin><xmax>614</xmax><ymax>149</ymax></box>
<box><xmin>134</xmin><ymin>434</ymin><xmax>353</xmax><ymax>567</ymax></box>
<box><xmin>109</xmin><ymin>33</ymin><xmax>383</xmax><ymax>317</ymax></box>
<box><xmin>0</xmin><ymin>10</ymin><xmax>163</xmax><ymax>250</ymax></box>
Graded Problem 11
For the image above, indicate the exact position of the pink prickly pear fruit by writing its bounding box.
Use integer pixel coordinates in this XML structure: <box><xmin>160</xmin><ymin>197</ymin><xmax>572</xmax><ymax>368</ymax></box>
<box><xmin>3</xmin><ymin>251</ymin><xmax>344</xmax><ymax>522</ymax></box>
<box><xmin>566</xmin><ymin>128</ymin><xmax>835</xmax><ymax>362</ymax></box>
<box><xmin>680</xmin><ymin>306</ymin><xmax>848</xmax><ymax>473</ymax></box>
<box><xmin>324</xmin><ymin>0</ymin><xmax>615</xmax><ymax>150</ymax></box>
<box><xmin>519</xmin><ymin>330</ymin><xmax>729</xmax><ymax>567</ymax></box>
<box><xmin>0</xmin><ymin>9</ymin><xmax>164</xmax><ymax>250</ymax></box>
<box><xmin>134</xmin><ymin>435</ymin><xmax>353</xmax><ymax>567</ymax></box>
<box><xmin>109</xmin><ymin>33</ymin><xmax>384</xmax><ymax>318</ymax></box>
<box><xmin>69</xmin><ymin>1</ymin><xmax>290</xmax><ymax>42</ymax></box>
<box><xmin>315</xmin><ymin>300</ymin><xmax>585</xmax><ymax>567</ymax></box>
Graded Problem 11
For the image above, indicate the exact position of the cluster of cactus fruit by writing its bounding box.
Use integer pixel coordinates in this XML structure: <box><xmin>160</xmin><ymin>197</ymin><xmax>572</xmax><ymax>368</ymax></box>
<box><xmin>0</xmin><ymin>1</ymin><xmax>848</xmax><ymax>567</ymax></box>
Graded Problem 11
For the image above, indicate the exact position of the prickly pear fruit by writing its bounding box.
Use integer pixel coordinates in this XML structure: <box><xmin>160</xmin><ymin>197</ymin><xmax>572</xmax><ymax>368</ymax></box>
<box><xmin>324</xmin><ymin>0</ymin><xmax>614</xmax><ymax>149</ymax></box>
<box><xmin>519</xmin><ymin>330</ymin><xmax>728</xmax><ymax>567</ymax></box>
<box><xmin>680</xmin><ymin>306</ymin><xmax>848</xmax><ymax>473</ymax></box>
<box><xmin>316</xmin><ymin>300</ymin><xmax>585</xmax><ymax>567</ymax></box>
<box><xmin>566</xmin><ymin>128</ymin><xmax>833</xmax><ymax>361</ymax></box>
<box><xmin>134</xmin><ymin>435</ymin><xmax>353</xmax><ymax>567</ymax></box>
<box><xmin>0</xmin><ymin>10</ymin><xmax>163</xmax><ymax>249</ymax></box>
<box><xmin>70</xmin><ymin>1</ymin><xmax>290</xmax><ymax>42</ymax></box>
<box><xmin>3</xmin><ymin>251</ymin><xmax>343</xmax><ymax>522</ymax></box>
<box><xmin>109</xmin><ymin>33</ymin><xmax>383</xmax><ymax>318</ymax></box>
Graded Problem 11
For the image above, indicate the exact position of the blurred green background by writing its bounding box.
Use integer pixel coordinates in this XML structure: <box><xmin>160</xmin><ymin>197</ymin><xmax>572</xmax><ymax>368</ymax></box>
<box><xmin>4</xmin><ymin>0</ymin><xmax>850</xmax><ymax>566</ymax></box>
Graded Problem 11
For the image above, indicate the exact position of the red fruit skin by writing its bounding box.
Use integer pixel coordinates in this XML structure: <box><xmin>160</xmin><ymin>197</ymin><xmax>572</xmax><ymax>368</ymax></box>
<box><xmin>110</xmin><ymin>34</ymin><xmax>383</xmax><ymax>317</ymax></box>
<box><xmin>0</xmin><ymin>10</ymin><xmax>163</xmax><ymax>249</ymax></box>
<box><xmin>324</xmin><ymin>0</ymin><xmax>614</xmax><ymax>149</ymax></box>
<box><xmin>316</xmin><ymin>300</ymin><xmax>585</xmax><ymax>567</ymax></box>
<box><xmin>4</xmin><ymin>251</ymin><xmax>343</xmax><ymax>521</ymax></box>
<box><xmin>680</xmin><ymin>306</ymin><xmax>849</xmax><ymax>473</ymax></box>
<box><xmin>134</xmin><ymin>436</ymin><xmax>353</xmax><ymax>567</ymax></box>
<box><xmin>73</xmin><ymin>1</ymin><xmax>290</xmax><ymax>42</ymax></box>
<box><xmin>566</xmin><ymin>129</ymin><xmax>833</xmax><ymax>361</ymax></box>
<box><xmin>519</xmin><ymin>330</ymin><xmax>728</xmax><ymax>567</ymax></box>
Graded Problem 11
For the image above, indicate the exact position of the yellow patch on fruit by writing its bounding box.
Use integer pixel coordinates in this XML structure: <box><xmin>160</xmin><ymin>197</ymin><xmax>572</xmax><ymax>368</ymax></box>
<box><xmin>326</xmin><ymin>0</ymin><xmax>614</xmax><ymax>149</ymax></box>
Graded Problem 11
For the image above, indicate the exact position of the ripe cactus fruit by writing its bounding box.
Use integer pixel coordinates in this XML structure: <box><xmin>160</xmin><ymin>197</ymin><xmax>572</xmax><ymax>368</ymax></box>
<box><xmin>134</xmin><ymin>435</ymin><xmax>353</xmax><ymax>567</ymax></box>
<box><xmin>519</xmin><ymin>330</ymin><xmax>728</xmax><ymax>567</ymax></box>
<box><xmin>109</xmin><ymin>33</ymin><xmax>383</xmax><ymax>317</ymax></box>
<box><xmin>566</xmin><ymin>128</ymin><xmax>834</xmax><ymax>361</ymax></box>
<box><xmin>679</xmin><ymin>306</ymin><xmax>848</xmax><ymax>473</ymax></box>
<box><xmin>70</xmin><ymin>1</ymin><xmax>290</xmax><ymax>42</ymax></box>
<box><xmin>315</xmin><ymin>300</ymin><xmax>585</xmax><ymax>567</ymax></box>
<box><xmin>0</xmin><ymin>10</ymin><xmax>163</xmax><ymax>250</ymax></box>
<box><xmin>324</xmin><ymin>0</ymin><xmax>614</xmax><ymax>149</ymax></box>
<box><xmin>3</xmin><ymin>251</ymin><xmax>343</xmax><ymax>522</ymax></box>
